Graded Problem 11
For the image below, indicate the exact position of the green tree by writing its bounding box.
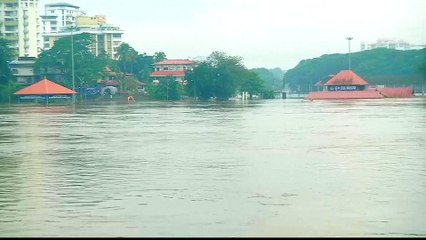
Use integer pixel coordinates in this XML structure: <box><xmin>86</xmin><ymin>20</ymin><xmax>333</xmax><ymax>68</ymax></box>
<box><xmin>251</xmin><ymin>67</ymin><xmax>285</xmax><ymax>90</ymax></box>
<box><xmin>147</xmin><ymin>75</ymin><xmax>180</xmax><ymax>100</ymax></box>
<box><xmin>186</xmin><ymin>51</ymin><xmax>249</xmax><ymax>100</ymax></box>
<box><xmin>135</xmin><ymin>53</ymin><xmax>154</xmax><ymax>82</ymax></box>
<box><xmin>241</xmin><ymin>71</ymin><xmax>264</xmax><ymax>99</ymax></box>
<box><xmin>185</xmin><ymin>62</ymin><xmax>214</xmax><ymax>100</ymax></box>
<box><xmin>34</xmin><ymin>33</ymin><xmax>102</xmax><ymax>90</ymax></box>
<box><xmin>153</xmin><ymin>51</ymin><xmax>167</xmax><ymax>63</ymax></box>
<box><xmin>0</xmin><ymin>38</ymin><xmax>17</xmax><ymax>103</ymax></box>
<box><xmin>117</xmin><ymin>43</ymin><xmax>138</xmax><ymax>74</ymax></box>
<box><xmin>98</xmin><ymin>50</ymin><xmax>119</xmax><ymax>73</ymax></box>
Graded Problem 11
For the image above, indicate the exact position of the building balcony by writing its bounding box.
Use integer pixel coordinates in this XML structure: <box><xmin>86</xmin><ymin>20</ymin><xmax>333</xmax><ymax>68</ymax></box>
<box><xmin>4</xmin><ymin>14</ymin><xmax>18</xmax><ymax>18</ymax></box>
<box><xmin>3</xmin><ymin>30</ymin><xmax>17</xmax><ymax>34</ymax></box>
<box><xmin>5</xmin><ymin>35</ymin><xmax>18</xmax><ymax>41</ymax></box>
<box><xmin>2</xmin><ymin>0</ymin><xmax>19</xmax><ymax>4</ymax></box>
<box><xmin>4</xmin><ymin>20</ymin><xmax>18</xmax><ymax>26</ymax></box>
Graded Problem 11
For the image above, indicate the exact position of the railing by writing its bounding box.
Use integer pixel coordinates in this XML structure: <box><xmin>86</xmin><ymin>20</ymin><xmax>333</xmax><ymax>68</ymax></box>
<box><xmin>4</xmin><ymin>20</ymin><xmax>18</xmax><ymax>26</ymax></box>
<box><xmin>5</xmin><ymin>35</ymin><xmax>18</xmax><ymax>41</ymax></box>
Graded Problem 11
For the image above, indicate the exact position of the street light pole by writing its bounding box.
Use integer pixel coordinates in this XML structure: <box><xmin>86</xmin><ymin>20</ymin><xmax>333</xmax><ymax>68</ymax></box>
<box><xmin>71</xmin><ymin>27</ymin><xmax>76</xmax><ymax>104</ymax></box>
<box><xmin>194</xmin><ymin>79</ymin><xmax>196</xmax><ymax>100</ymax></box>
<box><xmin>346</xmin><ymin>37</ymin><xmax>353</xmax><ymax>71</ymax></box>
<box><xmin>166</xmin><ymin>78</ymin><xmax>169</xmax><ymax>101</ymax></box>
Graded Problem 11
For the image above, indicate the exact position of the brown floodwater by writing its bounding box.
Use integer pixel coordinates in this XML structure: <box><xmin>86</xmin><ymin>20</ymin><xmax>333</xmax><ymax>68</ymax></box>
<box><xmin>0</xmin><ymin>98</ymin><xmax>425</xmax><ymax>237</ymax></box>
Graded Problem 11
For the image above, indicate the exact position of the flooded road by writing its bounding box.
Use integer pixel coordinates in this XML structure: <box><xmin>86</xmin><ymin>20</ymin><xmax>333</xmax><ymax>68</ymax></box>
<box><xmin>0</xmin><ymin>98</ymin><xmax>425</xmax><ymax>237</ymax></box>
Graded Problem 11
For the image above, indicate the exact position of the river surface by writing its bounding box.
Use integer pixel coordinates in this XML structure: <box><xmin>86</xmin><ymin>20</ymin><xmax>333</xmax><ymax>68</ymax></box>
<box><xmin>0</xmin><ymin>98</ymin><xmax>425</xmax><ymax>237</ymax></box>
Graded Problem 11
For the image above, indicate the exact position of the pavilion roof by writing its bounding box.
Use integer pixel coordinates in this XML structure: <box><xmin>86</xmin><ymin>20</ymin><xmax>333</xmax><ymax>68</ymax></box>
<box><xmin>324</xmin><ymin>70</ymin><xmax>369</xmax><ymax>86</ymax></box>
<box><xmin>14</xmin><ymin>77</ymin><xmax>76</xmax><ymax>95</ymax></box>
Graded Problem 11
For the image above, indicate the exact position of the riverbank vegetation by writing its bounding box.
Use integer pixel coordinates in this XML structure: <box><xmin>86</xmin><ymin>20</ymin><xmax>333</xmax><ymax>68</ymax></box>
<box><xmin>1</xmin><ymin>35</ymin><xmax>282</xmax><ymax>103</ymax></box>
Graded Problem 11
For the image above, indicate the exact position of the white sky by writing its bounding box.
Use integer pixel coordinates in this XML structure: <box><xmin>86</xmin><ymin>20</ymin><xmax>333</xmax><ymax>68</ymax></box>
<box><xmin>39</xmin><ymin>0</ymin><xmax>426</xmax><ymax>69</ymax></box>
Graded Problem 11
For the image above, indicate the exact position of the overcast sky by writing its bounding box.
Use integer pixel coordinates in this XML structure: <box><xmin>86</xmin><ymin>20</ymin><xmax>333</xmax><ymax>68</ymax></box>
<box><xmin>39</xmin><ymin>0</ymin><xmax>426</xmax><ymax>70</ymax></box>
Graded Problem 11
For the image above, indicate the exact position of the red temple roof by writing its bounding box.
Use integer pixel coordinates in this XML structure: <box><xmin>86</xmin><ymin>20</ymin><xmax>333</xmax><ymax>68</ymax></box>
<box><xmin>14</xmin><ymin>77</ymin><xmax>76</xmax><ymax>95</ymax></box>
<box><xmin>324</xmin><ymin>70</ymin><xmax>369</xmax><ymax>86</ymax></box>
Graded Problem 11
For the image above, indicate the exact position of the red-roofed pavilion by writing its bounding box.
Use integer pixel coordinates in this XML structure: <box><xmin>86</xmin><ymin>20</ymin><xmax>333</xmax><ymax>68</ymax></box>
<box><xmin>324</xmin><ymin>70</ymin><xmax>369</xmax><ymax>91</ymax></box>
<box><xmin>305</xmin><ymin>70</ymin><xmax>415</xmax><ymax>100</ymax></box>
<box><xmin>14</xmin><ymin>77</ymin><xmax>76</xmax><ymax>105</ymax></box>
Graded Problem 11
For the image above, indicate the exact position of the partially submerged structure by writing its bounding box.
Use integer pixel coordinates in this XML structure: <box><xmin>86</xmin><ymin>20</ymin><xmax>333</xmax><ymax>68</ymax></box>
<box><xmin>14</xmin><ymin>77</ymin><xmax>76</xmax><ymax>105</ymax></box>
<box><xmin>305</xmin><ymin>70</ymin><xmax>415</xmax><ymax>100</ymax></box>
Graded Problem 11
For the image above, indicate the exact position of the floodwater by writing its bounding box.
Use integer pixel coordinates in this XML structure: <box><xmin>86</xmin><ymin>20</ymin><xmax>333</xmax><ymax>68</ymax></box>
<box><xmin>0</xmin><ymin>98</ymin><xmax>425</xmax><ymax>237</ymax></box>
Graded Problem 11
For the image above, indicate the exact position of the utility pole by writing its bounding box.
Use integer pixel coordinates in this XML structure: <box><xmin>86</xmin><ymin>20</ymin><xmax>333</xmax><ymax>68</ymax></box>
<box><xmin>346</xmin><ymin>37</ymin><xmax>353</xmax><ymax>71</ymax></box>
<box><xmin>166</xmin><ymin>78</ymin><xmax>169</xmax><ymax>101</ymax></box>
<box><xmin>71</xmin><ymin>26</ymin><xmax>76</xmax><ymax>104</ymax></box>
<box><xmin>194</xmin><ymin>79</ymin><xmax>196</xmax><ymax>100</ymax></box>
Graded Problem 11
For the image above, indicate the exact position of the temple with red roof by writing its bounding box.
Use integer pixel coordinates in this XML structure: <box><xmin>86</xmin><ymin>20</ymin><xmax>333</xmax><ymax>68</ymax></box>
<box><xmin>305</xmin><ymin>70</ymin><xmax>415</xmax><ymax>100</ymax></box>
<box><xmin>14</xmin><ymin>77</ymin><xmax>76</xmax><ymax>104</ymax></box>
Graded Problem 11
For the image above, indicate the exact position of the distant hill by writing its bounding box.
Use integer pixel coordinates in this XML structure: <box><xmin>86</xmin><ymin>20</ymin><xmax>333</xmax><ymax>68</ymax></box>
<box><xmin>284</xmin><ymin>48</ymin><xmax>426</xmax><ymax>93</ymax></box>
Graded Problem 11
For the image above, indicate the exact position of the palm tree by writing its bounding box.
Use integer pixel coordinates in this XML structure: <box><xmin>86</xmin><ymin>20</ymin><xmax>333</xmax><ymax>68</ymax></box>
<box><xmin>117</xmin><ymin>43</ymin><xmax>138</xmax><ymax>74</ymax></box>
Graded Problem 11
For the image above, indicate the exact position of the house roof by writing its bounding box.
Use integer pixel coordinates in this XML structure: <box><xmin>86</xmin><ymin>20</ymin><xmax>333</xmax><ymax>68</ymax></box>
<box><xmin>324</xmin><ymin>70</ymin><xmax>369</xmax><ymax>86</ymax></box>
<box><xmin>150</xmin><ymin>70</ymin><xmax>185</xmax><ymax>77</ymax></box>
<box><xmin>14</xmin><ymin>77</ymin><xmax>76</xmax><ymax>95</ymax></box>
<box><xmin>154</xmin><ymin>59</ymin><xmax>196</xmax><ymax>65</ymax></box>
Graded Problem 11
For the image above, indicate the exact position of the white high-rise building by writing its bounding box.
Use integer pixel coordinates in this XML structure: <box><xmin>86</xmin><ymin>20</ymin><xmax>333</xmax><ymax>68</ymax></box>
<box><xmin>0</xmin><ymin>0</ymin><xmax>40</xmax><ymax>58</ymax></box>
<box><xmin>361</xmin><ymin>38</ymin><xmax>425</xmax><ymax>51</ymax></box>
<box><xmin>40</xmin><ymin>2</ymin><xmax>85</xmax><ymax>50</ymax></box>
<box><xmin>40</xmin><ymin>3</ymin><xmax>124</xmax><ymax>60</ymax></box>
<box><xmin>43</xmin><ymin>23</ymin><xmax>124</xmax><ymax>60</ymax></box>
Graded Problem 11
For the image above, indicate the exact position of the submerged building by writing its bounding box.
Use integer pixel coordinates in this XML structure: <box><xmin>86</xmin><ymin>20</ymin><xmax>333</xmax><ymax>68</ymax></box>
<box><xmin>305</xmin><ymin>70</ymin><xmax>415</xmax><ymax>100</ymax></box>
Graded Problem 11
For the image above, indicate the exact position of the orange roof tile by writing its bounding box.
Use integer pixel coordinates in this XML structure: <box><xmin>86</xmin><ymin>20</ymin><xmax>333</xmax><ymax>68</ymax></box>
<box><xmin>14</xmin><ymin>78</ymin><xmax>76</xmax><ymax>95</ymax></box>
<box><xmin>324</xmin><ymin>70</ymin><xmax>369</xmax><ymax>86</ymax></box>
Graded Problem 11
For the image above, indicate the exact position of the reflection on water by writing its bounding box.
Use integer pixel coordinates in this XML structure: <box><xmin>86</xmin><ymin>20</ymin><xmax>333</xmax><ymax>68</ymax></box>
<box><xmin>0</xmin><ymin>99</ymin><xmax>425</xmax><ymax>237</ymax></box>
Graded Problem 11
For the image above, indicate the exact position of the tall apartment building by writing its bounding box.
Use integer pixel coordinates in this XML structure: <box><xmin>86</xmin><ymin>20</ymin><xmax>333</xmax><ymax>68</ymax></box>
<box><xmin>40</xmin><ymin>2</ymin><xmax>124</xmax><ymax>60</ymax></box>
<box><xmin>0</xmin><ymin>0</ymin><xmax>40</xmax><ymax>58</ymax></box>
<box><xmin>40</xmin><ymin>2</ymin><xmax>84</xmax><ymax>49</ymax></box>
<box><xmin>44</xmin><ymin>24</ymin><xmax>124</xmax><ymax>60</ymax></box>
